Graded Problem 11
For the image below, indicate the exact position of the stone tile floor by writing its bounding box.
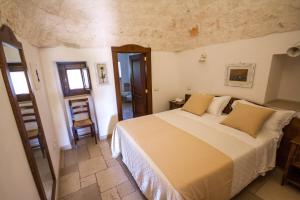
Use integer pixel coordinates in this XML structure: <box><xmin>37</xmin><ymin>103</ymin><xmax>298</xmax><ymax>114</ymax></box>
<box><xmin>59</xmin><ymin>137</ymin><xmax>300</xmax><ymax>200</ymax></box>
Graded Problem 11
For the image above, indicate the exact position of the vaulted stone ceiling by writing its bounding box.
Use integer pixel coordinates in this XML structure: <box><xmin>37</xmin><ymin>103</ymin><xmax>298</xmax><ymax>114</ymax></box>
<box><xmin>0</xmin><ymin>0</ymin><xmax>300</xmax><ymax>51</ymax></box>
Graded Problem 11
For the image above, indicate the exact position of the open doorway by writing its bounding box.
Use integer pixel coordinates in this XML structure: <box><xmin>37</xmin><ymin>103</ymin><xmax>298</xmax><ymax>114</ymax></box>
<box><xmin>118</xmin><ymin>53</ymin><xmax>133</xmax><ymax>119</ymax></box>
<box><xmin>112</xmin><ymin>44</ymin><xmax>153</xmax><ymax>121</ymax></box>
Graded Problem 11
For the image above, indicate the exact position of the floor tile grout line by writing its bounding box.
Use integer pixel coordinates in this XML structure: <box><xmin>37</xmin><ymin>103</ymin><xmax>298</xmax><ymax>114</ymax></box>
<box><xmin>98</xmin><ymin>179</ymin><xmax>128</xmax><ymax>194</ymax></box>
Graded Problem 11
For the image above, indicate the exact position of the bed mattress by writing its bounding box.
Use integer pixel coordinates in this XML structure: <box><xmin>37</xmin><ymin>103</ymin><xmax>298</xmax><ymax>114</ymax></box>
<box><xmin>111</xmin><ymin>109</ymin><xmax>279</xmax><ymax>200</ymax></box>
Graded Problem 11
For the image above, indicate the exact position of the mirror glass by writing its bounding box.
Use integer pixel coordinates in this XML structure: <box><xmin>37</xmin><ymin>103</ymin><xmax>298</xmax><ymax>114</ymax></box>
<box><xmin>2</xmin><ymin>42</ymin><xmax>54</xmax><ymax>200</ymax></box>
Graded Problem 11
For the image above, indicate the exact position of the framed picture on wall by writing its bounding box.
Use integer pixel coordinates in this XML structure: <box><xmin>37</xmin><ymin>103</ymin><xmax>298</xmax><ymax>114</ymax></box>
<box><xmin>96</xmin><ymin>63</ymin><xmax>109</xmax><ymax>84</ymax></box>
<box><xmin>225</xmin><ymin>63</ymin><xmax>256</xmax><ymax>88</ymax></box>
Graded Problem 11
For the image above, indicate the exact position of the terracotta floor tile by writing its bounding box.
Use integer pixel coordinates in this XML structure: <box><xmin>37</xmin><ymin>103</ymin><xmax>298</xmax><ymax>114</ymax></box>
<box><xmin>60</xmin><ymin>164</ymin><xmax>79</xmax><ymax>177</ymax></box>
<box><xmin>256</xmin><ymin>177</ymin><xmax>300</xmax><ymax>200</ymax></box>
<box><xmin>233</xmin><ymin>191</ymin><xmax>263</xmax><ymax>200</ymax></box>
<box><xmin>80</xmin><ymin>174</ymin><xmax>97</xmax><ymax>188</ymax></box>
<box><xmin>101</xmin><ymin>148</ymin><xmax>113</xmax><ymax>161</ymax></box>
<box><xmin>106</xmin><ymin>159</ymin><xmax>119</xmax><ymax>168</ymax></box>
<box><xmin>99</xmin><ymin>140</ymin><xmax>110</xmax><ymax>151</ymax></box>
<box><xmin>88</xmin><ymin>143</ymin><xmax>102</xmax><ymax>158</ymax></box>
<box><xmin>101</xmin><ymin>188</ymin><xmax>120</xmax><ymax>200</ymax></box>
<box><xmin>116</xmin><ymin>180</ymin><xmax>136</xmax><ymax>198</ymax></box>
<box><xmin>122</xmin><ymin>191</ymin><xmax>145</xmax><ymax>200</ymax></box>
<box><xmin>59</xmin><ymin>172</ymin><xmax>80</xmax><ymax>198</ymax></box>
<box><xmin>64</xmin><ymin>149</ymin><xmax>78</xmax><ymax>167</ymax></box>
<box><xmin>77</xmin><ymin>145</ymin><xmax>90</xmax><ymax>162</ymax></box>
<box><xmin>96</xmin><ymin>165</ymin><xmax>128</xmax><ymax>192</ymax></box>
<box><xmin>63</xmin><ymin>184</ymin><xmax>100</xmax><ymax>200</ymax></box>
<box><xmin>79</xmin><ymin>156</ymin><xmax>107</xmax><ymax>178</ymax></box>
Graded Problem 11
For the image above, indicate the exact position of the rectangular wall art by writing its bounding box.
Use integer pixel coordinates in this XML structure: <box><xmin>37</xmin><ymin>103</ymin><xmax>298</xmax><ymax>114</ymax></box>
<box><xmin>225</xmin><ymin>63</ymin><xmax>256</xmax><ymax>88</ymax></box>
<box><xmin>96</xmin><ymin>63</ymin><xmax>109</xmax><ymax>84</ymax></box>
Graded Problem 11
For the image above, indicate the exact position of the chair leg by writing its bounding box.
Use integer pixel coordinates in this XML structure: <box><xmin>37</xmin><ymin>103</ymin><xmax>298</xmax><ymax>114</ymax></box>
<box><xmin>90</xmin><ymin>125</ymin><xmax>94</xmax><ymax>136</ymax></box>
<box><xmin>72</xmin><ymin>127</ymin><xmax>78</xmax><ymax>145</ymax></box>
<box><xmin>91</xmin><ymin>123</ymin><xmax>97</xmax><ymax>144</ymax></box>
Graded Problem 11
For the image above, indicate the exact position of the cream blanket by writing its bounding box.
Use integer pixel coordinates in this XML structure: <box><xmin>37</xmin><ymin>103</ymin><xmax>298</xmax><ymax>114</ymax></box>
<box><xmin>112</xmin><ymin>110</ymin><xmax>279</xmax><ymax>200</ymax></box>
<box><xmin>118</xmin><ymin>115</ymin><xmax>233</xmax><ymax>200</ymax></box>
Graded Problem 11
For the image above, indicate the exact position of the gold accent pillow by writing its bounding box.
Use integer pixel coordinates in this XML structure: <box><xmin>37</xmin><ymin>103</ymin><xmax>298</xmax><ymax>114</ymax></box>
<box><xmin>221</xmin><ymin>102</ymin><xmax>274</xmax><ymax>138</ymax></box>
<box><xmin>182</xmin><ymin>94</ymin><xmax>214</xmax><ymax>116</ymax></box>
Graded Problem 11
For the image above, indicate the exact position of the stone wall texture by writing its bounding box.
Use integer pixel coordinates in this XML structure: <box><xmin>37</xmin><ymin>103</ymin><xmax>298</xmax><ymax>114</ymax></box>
<box><xmin>0</xmin><ymin>0</ymin><xmax>300</xmax><ymax>51</ymax></box>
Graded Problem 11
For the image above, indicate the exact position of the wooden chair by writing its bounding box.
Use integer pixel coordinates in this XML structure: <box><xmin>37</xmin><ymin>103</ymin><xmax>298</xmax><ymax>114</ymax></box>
<box><xmin>69</xmin><ymin>98</ymin><xmax>97</xmax><ymax>145</ymax></box>
<box><xmin>19</xmin><ymin>103</ymin><xmax>45</xmax><ymax>156</ymax></box>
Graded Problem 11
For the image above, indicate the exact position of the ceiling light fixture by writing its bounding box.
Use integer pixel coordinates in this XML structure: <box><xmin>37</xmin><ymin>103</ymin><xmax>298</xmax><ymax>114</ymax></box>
<box><xmin>287</xmin><ymin>42</ymin><xmax>300</xmax><ymax>57</ymax></box>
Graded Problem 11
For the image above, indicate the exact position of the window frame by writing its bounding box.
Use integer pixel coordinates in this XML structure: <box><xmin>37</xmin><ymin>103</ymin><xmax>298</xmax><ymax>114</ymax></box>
<box><xmin>8</xmin><ymin>62</ymin><xmax>31</xmax><ymax>101</ymax></box>
<box><xmin>57</xmin><ymin>62</ymin><xmax>92</xmax><ymax>97</ymax></box>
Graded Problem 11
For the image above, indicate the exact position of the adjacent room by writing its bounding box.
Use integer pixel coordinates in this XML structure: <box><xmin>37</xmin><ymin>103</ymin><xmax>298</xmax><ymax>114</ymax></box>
<box><xmin>1</xmin><ymin>1</ymin><xmax>300</xmax><ymax>200</ymax></box>
<box><xmin>118</xmin><ymin>53</ymin><xmax>134</xmax><ymax>120</ymax></box>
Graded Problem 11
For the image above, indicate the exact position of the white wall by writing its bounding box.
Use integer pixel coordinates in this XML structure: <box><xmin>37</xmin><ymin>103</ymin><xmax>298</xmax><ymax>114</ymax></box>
<box><xmin>265</xmin><ymin>54</ymin><xmax>300</xmax><ymax>102</ymax></box>
<box><xmin>39</xmin><ymin>47</ymin><xmax>182</xmax><ymax>148</ymax></box>
<box><xmin>151</xmin><ymin>51</ymin><xmax>184</xmax><ymax>112</ymax></box>
<box><xmin>265</xmin><ymin>54</ymin><xmax>285</xmax><ymax>102</ymax></box>
<box><xmin>277</xmin><ymin>56</ymin><xmax>300</xmax><ymax>102</ymax></box>
<box><xmin>177</xmin><ymin>31</ymin><xmax>300</xmax><ymax>104</ymax></box>
<box><xmin>0</xmin><ymin>38</ymin><xmax>60</xmax><ymax>199</ymax></box>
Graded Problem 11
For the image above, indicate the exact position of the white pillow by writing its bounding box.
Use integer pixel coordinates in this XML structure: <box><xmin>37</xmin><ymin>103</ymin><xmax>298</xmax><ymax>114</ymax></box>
<box><xmin>207</xmin><ymin>96</ymin><xmax>231</xmax><ymax>115</ymax></box>
<box><xmin>231</xmin><ymin>100</ymin><xmax>296</xmax><ymax>132</ymax></box>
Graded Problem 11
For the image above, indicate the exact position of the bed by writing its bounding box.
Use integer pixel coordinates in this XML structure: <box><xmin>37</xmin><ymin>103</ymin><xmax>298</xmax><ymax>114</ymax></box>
<box><xmin>111</xmin><ymin>97</ymin><xmax>300</xmax><ymax>200</ymax></box>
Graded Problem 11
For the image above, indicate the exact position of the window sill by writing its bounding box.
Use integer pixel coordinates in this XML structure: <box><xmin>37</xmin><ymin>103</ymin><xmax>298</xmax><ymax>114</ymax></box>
<box><xmin>64</xmin><ymin>94</ymin><xmax>91</xmax><ymax>100</ymax></box>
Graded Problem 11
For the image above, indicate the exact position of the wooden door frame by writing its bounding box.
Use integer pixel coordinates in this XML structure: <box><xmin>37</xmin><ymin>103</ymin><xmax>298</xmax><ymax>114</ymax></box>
<box><xmin>111</xmin><ymin>44</ymin><xmax>153</xmax><ymax>121</ymax></box>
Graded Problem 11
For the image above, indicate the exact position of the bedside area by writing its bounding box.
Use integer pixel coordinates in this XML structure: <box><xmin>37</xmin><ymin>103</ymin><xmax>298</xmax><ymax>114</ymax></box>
<box><xmin>282</xmin><ymin>136</ymin><xmax>300</xmax><ymax>188</ymax></box>
<box><xmin>169</xmin><ymin>100</ymin><xmax>185</xmax><ymax>110</ymax></box>
<box><xmin>169</xmin><ymin>94</ymin><xmax>195</xmax><ymax>110</ymax></box>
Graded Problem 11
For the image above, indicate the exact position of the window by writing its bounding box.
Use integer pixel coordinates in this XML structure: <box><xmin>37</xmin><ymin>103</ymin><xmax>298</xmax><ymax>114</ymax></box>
<box><xmin>57</xmin><ymin>62</ymin><xmax>92</xmax><ymax>97</ymax></box>
<box><xmin>10</xmin><ymin>71</ymin><xmax>29</xmax><ymax>94</ymax></box>
<box><xmin>8</xmin><ymin>63</ymin><xmax>31</xmax><ymax>101</ymax></box>
<box><xmin>67</xmin><ymin>69</ymin><xmax>84</xmax><ymax>89</ymax></box>
<box><xmin>118</xmin><ymin>61</ymin><xmax>122</xmax><ymax>78</ymax></box>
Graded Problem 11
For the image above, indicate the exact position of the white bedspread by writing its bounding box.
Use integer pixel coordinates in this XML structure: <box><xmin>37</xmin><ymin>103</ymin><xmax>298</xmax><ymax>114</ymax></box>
<box><xmin>112</xmin><ymin>109</ymin><xmax>279</xmax><ymax>200</ymax></box>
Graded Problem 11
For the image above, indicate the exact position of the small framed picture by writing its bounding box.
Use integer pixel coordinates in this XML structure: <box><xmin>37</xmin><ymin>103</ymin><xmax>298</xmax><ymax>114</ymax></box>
<box><xmin>96</xmin><ymin>63</ymin><xmax>109</xmax><ymax>84</ymax></box>
<box><xmin>225</xmin><ymin>63</ymin><xmax>256</xmax><ymax>88</ymax></box>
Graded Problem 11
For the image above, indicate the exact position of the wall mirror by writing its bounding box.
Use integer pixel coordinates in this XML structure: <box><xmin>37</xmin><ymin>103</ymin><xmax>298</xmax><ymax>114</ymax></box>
<box><xmin>0</xmin><ymin>25</ymin><xmax>56</xmax><ymax>200</ymax></box>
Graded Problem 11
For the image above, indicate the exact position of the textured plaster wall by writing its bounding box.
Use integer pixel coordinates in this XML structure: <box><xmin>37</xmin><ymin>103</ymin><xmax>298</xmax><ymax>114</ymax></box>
<box><xmin>0</xmin><ymin>0</ymin><xmax>299</xmax><ymax>51</ymax></box>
